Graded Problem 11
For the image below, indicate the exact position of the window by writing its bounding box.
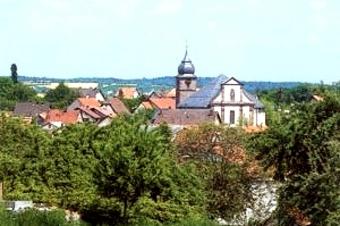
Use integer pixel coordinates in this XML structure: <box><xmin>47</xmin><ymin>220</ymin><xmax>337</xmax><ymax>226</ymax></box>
<box><xmin>230</xmin><ymin>110</ymin><xmax>235</xmax><ymax>124</ymax></box>
<box><xmin>230</xmin><ymin>89</ymin><xmax>235</xmax><ymax>101</ymax></box>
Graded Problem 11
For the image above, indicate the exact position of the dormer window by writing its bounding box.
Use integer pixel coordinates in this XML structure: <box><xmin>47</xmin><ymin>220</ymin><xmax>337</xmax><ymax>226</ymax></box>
<box><xmin>230</xmin><ymin>89</ymin><xmax>235</xmax><ymax>102</ymax></box>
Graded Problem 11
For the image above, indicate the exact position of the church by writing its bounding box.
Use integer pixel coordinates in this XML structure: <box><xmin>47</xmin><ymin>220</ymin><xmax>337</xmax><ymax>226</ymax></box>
<box><xmin>153</xmin><ymin>50</ymin><xmax>266</xmax><ymax>127</ymax></box>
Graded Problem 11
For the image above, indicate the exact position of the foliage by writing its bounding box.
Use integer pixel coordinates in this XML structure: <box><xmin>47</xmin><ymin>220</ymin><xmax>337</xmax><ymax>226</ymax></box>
<box><xmin>246</xmin><ymin>94</ymin><xmax>340</xmax><ymax>225</ymax></box>
<box><xmin>44</xmin><ymin>82</ymin><xmax>78</xmax><ymax>109</ymax></box>
<box><xmin>0</xmin><ymin>77</ymin><xmax>37</xmax><ymax>110</ymax></box>
<box><xmin>87</xmin><ymin>116</ymin><xmax>204</xmax><ymax>224</ymax></box>
<box><xmin>0</xmin><ymin>207</ymin><xmax>86</xmax><ymax>226</ymax></box>
<box><xmin>121</xmin><ymin>96</ymin><xmax>145</xmax><ymax>112</ymax></box>
<box><xmin>175</xmin><ymin>123</ymin><xmax>256</xmax><ymax>221</ymax></box>
<box><xmin>0</xmin><ymin>115</ymin><xmax>52</xmax><ymax>201</ymax></box>
<box><xmin>0</xmin><ymin>114</ymin><xmax>205</xmax><ymax>225</ymax></box>
<box><xmin>10</xmin><ymin>64</ymin><xmax>18</xmax><ymax>83</ymax></box>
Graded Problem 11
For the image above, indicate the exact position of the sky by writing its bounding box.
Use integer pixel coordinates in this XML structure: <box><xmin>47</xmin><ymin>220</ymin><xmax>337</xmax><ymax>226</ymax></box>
<box><xmin>0</xmin><ymin>0</ymin><xmax>340</xmax><ymax>83</ymax></box>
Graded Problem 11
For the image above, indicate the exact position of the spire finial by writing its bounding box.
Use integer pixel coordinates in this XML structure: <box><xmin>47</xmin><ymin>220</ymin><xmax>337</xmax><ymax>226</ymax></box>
<box><xmin>183</xmin><ymin>41</ymin><xmax>189</xmax><ymax>61</ymax></box>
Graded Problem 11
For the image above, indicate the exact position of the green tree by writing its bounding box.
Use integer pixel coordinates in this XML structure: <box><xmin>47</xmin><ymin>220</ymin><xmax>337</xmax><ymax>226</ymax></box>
<box><xmin>44</xmin><ymin>83</ymin><xmax>78</xmax><ymax>109</ymax></box>
<box><xmin>175</xmin><ymin>123</ymin><xmax>255</xmax><ymax>221</ymax></box>
<box><xmin>87</xmin><ymin>115</ymin><xmax>204</xmax><ymax>225</ymax></box>
<box><xmin>10</xmin><ymin>64</ymin><xmax>18</xmax><ymax>83</ymax></box>
<box><xmin>247</xmin><ymin>94</ymin><xmax>340</xmax><ymax>225</ymax></box>
<box><xmin>0</xmin><ymin>77</ymin><xmax>36</xmax><ymax>110</ymax></box>
<box><xmin>0</xmin><ymin>115</ymin><xmax>51</xmax><ymax>202</ymax></box>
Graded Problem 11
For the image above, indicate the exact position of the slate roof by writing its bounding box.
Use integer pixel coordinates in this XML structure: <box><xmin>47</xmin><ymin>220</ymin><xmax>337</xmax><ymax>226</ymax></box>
<box><xmin>14</xmin><ymin>102</ymin><xmax>50</xmax><ymax>117</ymax></box>
<box><xmin>177</xmin><ymin>74</ymin><xmax>265</xmax><ymax>109</ymax></box>
<box><xmin>178</xmin><ymin>74</ymin><xmax>228</xmax><ymax>108</ymax></box>
<box><xmin>78</xmin><ymin>88</ymin><xmax>101</xmax><ymax>98</ymax></box>
<box><xmin>243</xmin><ymin>90</ymin><xmax>264</xmax><ymax>109</ymax></box>
<box><xmin>152</xmin><ymin>109</ymin><xmax>219</xmax><ymax>125</ymax></box>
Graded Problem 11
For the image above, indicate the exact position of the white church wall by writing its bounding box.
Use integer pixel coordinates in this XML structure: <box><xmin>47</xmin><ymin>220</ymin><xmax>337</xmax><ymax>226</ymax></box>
<box><xmin>222</xmin><ymin>84</ymin><xmax>242</xmax><ymax>102</ymax></box>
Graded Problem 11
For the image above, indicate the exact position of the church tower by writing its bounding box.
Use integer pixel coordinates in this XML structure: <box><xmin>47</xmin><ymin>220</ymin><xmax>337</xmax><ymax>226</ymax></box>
<box><xmin>176</xmin><ymin>50</ymin><xmax>197</xmax><ymax>107</ymax></box>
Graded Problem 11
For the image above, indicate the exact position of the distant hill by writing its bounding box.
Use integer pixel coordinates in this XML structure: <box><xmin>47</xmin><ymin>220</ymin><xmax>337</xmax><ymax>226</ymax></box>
<box><xmin>18</xmin><ymin>75</ymin><xmax>303</xmax><ymax>94</ymax></box>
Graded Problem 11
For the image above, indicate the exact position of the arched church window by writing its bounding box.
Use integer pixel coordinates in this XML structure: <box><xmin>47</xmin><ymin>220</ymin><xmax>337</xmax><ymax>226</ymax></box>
<box><xmin>230</xmin><ymin>89</ymin><xmax>235</xmax><ymax>101</ymax></box>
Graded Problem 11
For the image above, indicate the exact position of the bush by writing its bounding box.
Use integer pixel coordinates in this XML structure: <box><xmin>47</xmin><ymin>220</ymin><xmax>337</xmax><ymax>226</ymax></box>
<box><xmin>0</xmin><ymin>207</ymin><xmax>87</xmax><ymax>226</ymax></box>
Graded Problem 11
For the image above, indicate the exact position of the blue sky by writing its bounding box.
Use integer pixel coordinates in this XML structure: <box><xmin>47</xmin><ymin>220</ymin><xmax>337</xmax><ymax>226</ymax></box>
<box><xmin>1</xmin><ymin>0</ymin><xmax>339</xmax><ymax>83</ymax></box>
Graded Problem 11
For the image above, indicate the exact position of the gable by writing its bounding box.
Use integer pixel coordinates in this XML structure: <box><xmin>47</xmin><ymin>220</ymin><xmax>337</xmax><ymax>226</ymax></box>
<box><xmin>222</xmin><ymin>77</ymin><xmax>243</xmax><ymax>86</ymax></box>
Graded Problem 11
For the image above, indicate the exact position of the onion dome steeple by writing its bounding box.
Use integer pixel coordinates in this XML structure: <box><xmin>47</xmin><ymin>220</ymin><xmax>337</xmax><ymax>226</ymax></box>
<box><xmin>177</xmin><ymin>49</ymin><xmax>195</xmax><ymax>76</ymax></box>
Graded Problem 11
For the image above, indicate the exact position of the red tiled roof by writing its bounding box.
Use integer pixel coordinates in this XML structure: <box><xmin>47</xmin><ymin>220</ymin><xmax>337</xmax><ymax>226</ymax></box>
<box><xmin>117</xmin><ymin>87</ymin><xmax>138</xmax><ymax>99</ymax></box>
<box><xmin>78</xmin><ymin>97</ymin><xmax>101</xmax><ymax>108</ymax></box>
<box><xmin>45</xmin><ymin>109</ymin><xmax>79</xmax><ymax>124</ymax></box>
<box><xmin>109</xmin><ymin>97</ymin><xmax>130</xmax><ymax>114</ymax></box>
<box><xmin>141</xmin><ymin>101</ymin><xmax>153</xmax><ymax>109</ymax></box>
<box><xmin>164</xmin><ymin>88</ymin><xmax>176</xmax><ymax>98</ymax></box>
<box><xmin>149</xmin><ymin>97</ymin><xmax>176</xmax><ymax>109</ymax></box>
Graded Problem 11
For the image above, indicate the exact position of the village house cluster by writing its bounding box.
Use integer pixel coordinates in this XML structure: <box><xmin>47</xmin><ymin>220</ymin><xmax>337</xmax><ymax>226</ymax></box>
<box><xmin>12</xmin><ymin>50</ymin><xmax>266</xmax><ymax>130</ymax></box>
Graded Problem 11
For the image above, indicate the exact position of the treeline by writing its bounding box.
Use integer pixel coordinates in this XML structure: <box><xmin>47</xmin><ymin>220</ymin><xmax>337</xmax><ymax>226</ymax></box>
<box><xmin>0</xmin><ymin>78</ymin><xmax>79</xmax><ymax>110</ymax></box>
<box><xmin>18</xmin><ymin>75</ymin><xmax>304</xmax><ymax>93</ymax></box>
<box><xmin>0</xmin><ymin>77</ymin><xmax>37</xmax><ymax>110</ymax></box>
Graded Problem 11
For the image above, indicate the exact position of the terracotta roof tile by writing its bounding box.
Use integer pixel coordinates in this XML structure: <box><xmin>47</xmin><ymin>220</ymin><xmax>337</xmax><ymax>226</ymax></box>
<box><xmin>78</xmin><ymin>97</ymin><xmax>101</xmax><ymax>108</ymax></box>
<box><xmin>141</xmin><ymin>101</ymin><xmax>153</xmax><ymax>109</ymax></box>
<box><xmin>164</xmin><ymin>88</ymin><xmax>176</xmax><ymax>98</ymax></box>
<box><xmin>45</xmin><ymin>109</ymin><xmax>79</xmax><ymax>124</ymax></box>
<box><xmin>109</xmin><ymin>97</ymin><xmax>130</xmax><ymax>114</ymax></box>
<box><xmin>117</xmin><ymin>87</ymin><xmax>139</xmax><ymax>99</ymax></box>
<box><xmin>149</xmin><ymin>97</ymin><xmax>176</xmax><ymax>109</ymax></box>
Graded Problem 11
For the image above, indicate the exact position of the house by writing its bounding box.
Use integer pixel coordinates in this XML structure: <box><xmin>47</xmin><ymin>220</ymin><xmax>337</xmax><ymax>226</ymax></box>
<box><xmin>107</xmin><ymin>97</ymin><xmax>130</xmax><ymax>115</ymax></box>
<box><xmin>13</xmin><ymin>102</ymin><xmax>50</xmax><ymax>122</ymax></box>
<box><xmin>152</xmin><ymin>109</ymin><xmax>221</xmax><ymax>126</ymax></box>
<box><xmin>164</xmin><ymin>88</ymin><xmax>176</xmax><ymax>98</ymax></box>
<box><xmin>67</xmin><ymin>97</ymin><xmax>116</xmax><ymax>127</ymax></box>
<box><xmin>39</xmin><ymin>109</ymin><xmax>80</xmax><ymax>130</ymax></box>
<box><xmin>148</xmin><ymin>91</ymin><xmax>162</xmax><ymax>99</ymax></box>
<box><xmin>67</xmin><ymin>97</ymin><xmax>101</xmax><ymax>111</ymax></box>
<box><xmin>116</xmin><ymin>87</ymin><xmax>139</xmax><ymax>99</ymax></box>
<box><xmin>137</xmin><ymin>97</ymin><xmax>176</xmax><ymax>111</ymax></box>
<box><xmin>76</xmin><ymin>106</ymin><xmax>113</xmax><ymax>127</ymax></box>
<box><xmin>78</xmin><ymin>88</ymin><xmax>105</xmax><ymax>102</ymax></box>
<box><xmin>152</xmin><ymin>50</ymin><xmax>266</xmax><ymax>127</ymax></box>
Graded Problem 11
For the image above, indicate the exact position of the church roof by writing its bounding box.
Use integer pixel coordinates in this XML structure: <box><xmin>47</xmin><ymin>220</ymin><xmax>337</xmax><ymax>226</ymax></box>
<box><xmin>177</xmin><ymin>74</ymin><xmax>265</xmax><ymax>109</ymax></box>
<box><xmin>243</xmin><ymin>90</ymin><xmax>265</xmax><ymax>109</ymax></box>
<box><xmin>178</xmin><ymin>74</ymin><xmax>228</xmax><ymax>108</ymax></box>
<box><xmin>177</xmin><ymin>50</ymin><xmax>196</xmax><ymax>76</ymax></box>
